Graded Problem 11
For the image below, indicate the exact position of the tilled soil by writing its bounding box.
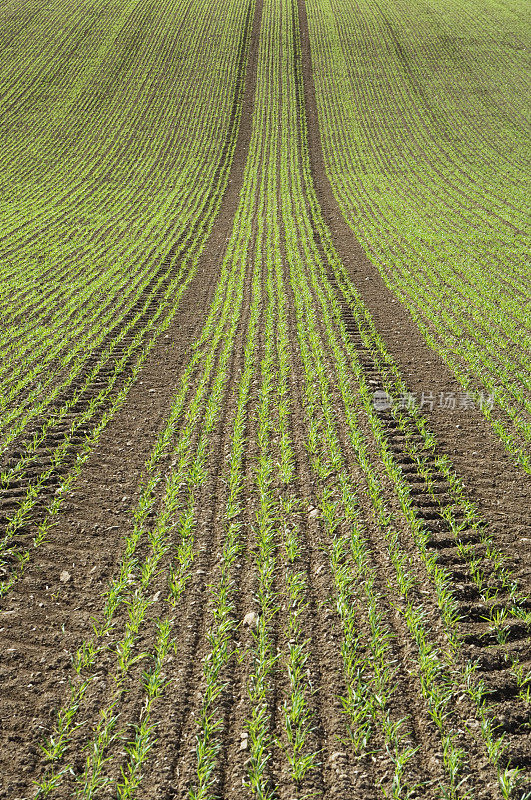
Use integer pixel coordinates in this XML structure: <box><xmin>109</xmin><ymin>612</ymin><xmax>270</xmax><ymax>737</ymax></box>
<box><xmin>1</xmin><ymin>0</ymin><xmax>530</xmax><ymax>798</ymax></box>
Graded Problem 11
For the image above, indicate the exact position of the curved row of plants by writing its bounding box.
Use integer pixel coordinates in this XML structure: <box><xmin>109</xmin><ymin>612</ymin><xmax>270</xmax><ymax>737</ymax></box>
<box><xmin>304</xmin><ymin>0</ymin><xmax>531</xmax><ymax>472</ymax></box>
<box><xmin>0</xmin><ymin>0</ymin><xmax>256</xmax><ymax>591</ymax></box>
<box><xmin>0</xmin><ymin>0</ymin><xmax>249</xmax><ymax>444</ymax></box>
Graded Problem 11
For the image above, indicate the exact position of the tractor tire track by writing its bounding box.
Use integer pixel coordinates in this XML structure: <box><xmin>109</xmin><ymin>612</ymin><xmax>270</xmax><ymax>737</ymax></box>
<box><xmin>0</xmin><ymin>0</ymin><xmax>257</xmax><ymax>594</ymax></box>
<box><xmin>296</xmin><ymin>0</ymin><xmax>531</xmax><ymax>583</ymax></box>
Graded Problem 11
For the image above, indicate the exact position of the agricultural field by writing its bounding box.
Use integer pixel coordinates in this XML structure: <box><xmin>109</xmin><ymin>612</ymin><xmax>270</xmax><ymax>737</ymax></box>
<box><xmin>0</xmin><ymin>0</ymin><xmax>529</xmax><ymax>798</ymax></box>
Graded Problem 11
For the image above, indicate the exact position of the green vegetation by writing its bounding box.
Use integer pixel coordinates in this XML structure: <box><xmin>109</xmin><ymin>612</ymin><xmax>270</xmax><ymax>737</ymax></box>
<box><xmin>1</xmin><ymin>0</ymin><xmax>529</xmax><ymax>798</ymax></box>
<box><xmin>306</xmin><ymin>0</ymin><xmax>531</xmax><ymax>471</ymax></box>
<box><xmin>0</xmin><ymin>0</ymin><xmax>254</xmax><ymax>591</ymax></box>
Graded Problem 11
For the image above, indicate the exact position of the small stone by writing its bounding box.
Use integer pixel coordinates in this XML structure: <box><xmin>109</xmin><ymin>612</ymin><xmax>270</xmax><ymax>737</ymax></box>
<box><xmin>330</xmin><ymin>751</ymin><xmax>345</xmax><ymax>763</ymax></box>
<box><xmin>152</xmin><ymin>591</ymin><xmax>161</xmax><ymax>602</ymax></box>
<box><xmin>308</xmin><ymin>508</ymin><xmax>319</xmax><ymax>519</ymax></box>
<box><xmin>60</xmin><ymin>570</ymin><xmax>71</xmax><ymax>583</ymax></box>
<box><xmin>243</xmin><ymin>611</ymin><xmax>259</xmax><ymax>629</ymax></box>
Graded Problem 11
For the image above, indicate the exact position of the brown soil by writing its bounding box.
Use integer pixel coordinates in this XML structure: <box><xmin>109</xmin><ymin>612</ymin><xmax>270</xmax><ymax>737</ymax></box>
<box><xmin>297</xmin><ymin>0</ymin><xmax>531</xmax><ymax>573</ymax></box>
<box><xmin>0</xmin><ymin>0</ymin><xmax>256</xmax><ymax>591</ymax></box>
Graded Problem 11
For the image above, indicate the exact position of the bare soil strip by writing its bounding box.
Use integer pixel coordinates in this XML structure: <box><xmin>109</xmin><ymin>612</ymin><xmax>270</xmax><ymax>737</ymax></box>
<box><xmin>297</xmin><ymin>0</ymin><xmax>531</xmax><ymax>580</ymax></box>
<box><xmin>0</xmin><ymin>0</ymin><xmax>262</xmax><ymax>794</ymax></box>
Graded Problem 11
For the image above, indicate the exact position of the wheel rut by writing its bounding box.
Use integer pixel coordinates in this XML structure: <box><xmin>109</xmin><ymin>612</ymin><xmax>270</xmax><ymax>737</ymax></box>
<box><xmin>296</xmin><ymin>0</ymin><xmax>531</xmax><ymax>578</ymax></box>
<box><xmin>0</xmin><ymin>0</ymin><xmax>257</xmax><ymax>596</ymax></box>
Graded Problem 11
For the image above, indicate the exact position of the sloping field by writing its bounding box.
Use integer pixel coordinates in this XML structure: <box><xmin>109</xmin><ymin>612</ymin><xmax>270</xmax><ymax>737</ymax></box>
<box><xmin>305</xmin><ymin>0</ymin><xmax>531</xmax><ymax>473</ymax></box>
<box><xmin>0</xmin><ymin>0</ymin><xmax>530</xmax><ymax>798</ymax></box>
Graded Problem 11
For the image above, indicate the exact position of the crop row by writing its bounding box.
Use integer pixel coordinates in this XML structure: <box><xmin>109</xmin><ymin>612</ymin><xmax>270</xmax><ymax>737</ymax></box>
<box><xmin>0</xmin><ymin>0</ymin><xmax>249</xmax><ymax>435</ymax></box>
<box><xmin>304</xmin><ymin>0</ymin><xmax>531</xmax><ymax>472</ymax></box>
<box><xmin>0</xmin><ymin>0</ymin><xmax>256</xmax><ymax>592</ymax></box>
